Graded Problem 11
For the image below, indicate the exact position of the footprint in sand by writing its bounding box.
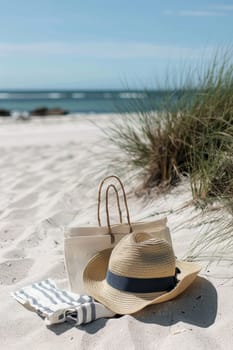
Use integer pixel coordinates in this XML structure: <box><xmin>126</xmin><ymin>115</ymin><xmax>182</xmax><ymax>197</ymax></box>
<box><xmin>0</xmin><ymin>225</ymin><xmax>24</xmax><ymax>246</ymax></box>
<box><xmin>0</xmin><ymin>258</ymin><xmax>33</xmax><ymax>285</ymax></box>
<box><xmin>3</xmin><ymin>248</ymin><xmax>25</xmax><ymax>260</ymax></box>
<box><xmin>17</xmin><ymin>231</ymin><xmax>42</xmax><ymax>249</ymax></box>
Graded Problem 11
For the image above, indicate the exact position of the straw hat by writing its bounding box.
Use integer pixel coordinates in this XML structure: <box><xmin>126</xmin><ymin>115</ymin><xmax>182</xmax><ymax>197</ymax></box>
<box><xmin>83</xmin><ymin>232</ymin><xmax>201</xmax><ymax>315</ymax></box>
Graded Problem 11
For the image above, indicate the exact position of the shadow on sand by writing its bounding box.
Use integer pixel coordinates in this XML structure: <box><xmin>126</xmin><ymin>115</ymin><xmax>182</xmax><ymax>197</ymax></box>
<box><xmin>134</xmin><ymin>277</ymin><xmax>217</xmax><ymax>327</ymax></box>
<box><xmin>49</xmin><ymin>276</ymin><xmax>217</xmax><ymax>335</ymax></box>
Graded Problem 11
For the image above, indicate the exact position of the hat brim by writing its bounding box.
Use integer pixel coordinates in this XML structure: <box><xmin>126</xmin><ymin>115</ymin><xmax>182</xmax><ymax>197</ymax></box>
<box><xmin>83</xmin><ymin>248</ymin><xmax>201</xmax><ymax>315</ymax></box>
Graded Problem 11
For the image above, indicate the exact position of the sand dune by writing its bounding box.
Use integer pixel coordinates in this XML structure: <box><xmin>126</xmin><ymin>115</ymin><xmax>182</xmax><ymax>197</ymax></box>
<box><xmin>0</xmin><ymin>115</ymin><xmax>232</xmax><ymax>349</ymax></box>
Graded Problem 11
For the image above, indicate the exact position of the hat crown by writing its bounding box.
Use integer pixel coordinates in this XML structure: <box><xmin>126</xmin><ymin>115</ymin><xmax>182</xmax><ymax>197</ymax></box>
<box><xmin>109</xmin><ymin>232</ymin><xmax>176</xmax><ymax>279</ymax></box>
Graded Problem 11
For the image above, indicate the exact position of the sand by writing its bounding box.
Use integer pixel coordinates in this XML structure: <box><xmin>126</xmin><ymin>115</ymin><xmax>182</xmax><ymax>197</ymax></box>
<box><xmin>0</xmin><ymin>115</ymin><xmax>232</xmax><ymax>350</ymax></box>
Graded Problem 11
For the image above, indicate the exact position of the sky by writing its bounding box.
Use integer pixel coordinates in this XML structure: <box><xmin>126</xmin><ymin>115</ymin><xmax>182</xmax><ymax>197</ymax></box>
<box><xmin>0</xmin><ymin>0</ymin><xmax>233</xmax><ymax>90</ymax></box>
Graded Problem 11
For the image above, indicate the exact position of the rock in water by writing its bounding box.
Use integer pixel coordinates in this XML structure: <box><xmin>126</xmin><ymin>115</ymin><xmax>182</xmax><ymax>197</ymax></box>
<box><xmin>30</xmin><ymin>107</ymin><xmax>49</xmax><ymax>116</ymax></box>
<box><xmin>30</xmin><ymin>107</ymin><xmax>68</xmax><ymax>116</ymax></box>
<box><xmin>47</xmin><ymin>108</ymin><xmax>68</xmax><ymax>115</ymax></box>
<box><xmin>0</xmin><ymin>109</ymin><xmax>11</xmax><ymax>117</ymax></box>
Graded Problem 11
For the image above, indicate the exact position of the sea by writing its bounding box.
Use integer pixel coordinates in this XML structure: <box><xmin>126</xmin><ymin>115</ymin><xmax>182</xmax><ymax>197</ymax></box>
<box><xmin>0</xmin><ymin>90</ymin><xmax>174</xmax><ymax>114</ymax></box>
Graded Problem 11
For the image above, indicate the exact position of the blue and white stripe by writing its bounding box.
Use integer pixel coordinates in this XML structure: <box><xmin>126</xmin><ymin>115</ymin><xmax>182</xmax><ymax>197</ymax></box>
<box><xmin>11</xmin><ymin>279</ymin><xmax>114</xmax><ymax>325</ymax></box>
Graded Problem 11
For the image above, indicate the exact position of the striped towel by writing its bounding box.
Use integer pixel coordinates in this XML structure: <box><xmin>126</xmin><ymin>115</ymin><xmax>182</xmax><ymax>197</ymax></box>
<box><xmin>11</xmin><ymin>279</ymin><xmax>115</xmax><ymax>325</ymax></box>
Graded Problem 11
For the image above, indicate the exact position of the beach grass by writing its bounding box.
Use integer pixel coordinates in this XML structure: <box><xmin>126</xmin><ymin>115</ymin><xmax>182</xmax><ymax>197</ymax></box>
<box><xmin>109</xmin><ymin>52</ymin><xmax>233</xmax><ymax>202</ymax></box>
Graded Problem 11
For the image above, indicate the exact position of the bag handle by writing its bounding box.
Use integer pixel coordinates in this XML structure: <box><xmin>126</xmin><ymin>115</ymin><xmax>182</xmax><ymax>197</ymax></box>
<box><xmin>105</xmin><ymin>184</ymin><xmax>123</xmax><ymax>225</ymax></box>
<box><xmin>97</xmin><ymin>175</ymin><xmax>133</xmax><ymax>235</ymax></box>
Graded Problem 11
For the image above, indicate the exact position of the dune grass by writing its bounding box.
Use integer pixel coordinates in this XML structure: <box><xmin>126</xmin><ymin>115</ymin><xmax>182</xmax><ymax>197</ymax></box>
<box><xmin>109</xmin><ymin>52</ymin><xmax>233</xmax><ymax>202</ymax></box>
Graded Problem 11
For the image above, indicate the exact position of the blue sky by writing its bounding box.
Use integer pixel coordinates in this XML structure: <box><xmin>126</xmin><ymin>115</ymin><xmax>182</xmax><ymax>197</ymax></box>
<box><xmin>0</xmin><ymin>0</ymin><xmax>233</xmax><ymax>89</ymax></box>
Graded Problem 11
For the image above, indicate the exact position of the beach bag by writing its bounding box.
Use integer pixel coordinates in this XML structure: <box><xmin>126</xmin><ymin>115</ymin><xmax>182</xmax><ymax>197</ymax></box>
<box><xmin>64</xmin><ymin>175</ymin><xmax>172</xmax><ymax>293</ymax></box>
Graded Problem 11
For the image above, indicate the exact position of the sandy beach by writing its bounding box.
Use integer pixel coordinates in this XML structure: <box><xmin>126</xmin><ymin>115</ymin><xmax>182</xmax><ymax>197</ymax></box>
<box><xmin>0</xmin><ymin>115</ymin><xmax>233</xmax><ymax>350</ymax></box>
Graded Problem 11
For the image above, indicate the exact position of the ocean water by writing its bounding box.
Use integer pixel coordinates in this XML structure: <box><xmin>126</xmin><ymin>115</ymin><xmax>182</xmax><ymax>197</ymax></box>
<box><xmin>0</xmin><ymin>90</ymin><xmax>173</xmax><ymax>114</ymax></box>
